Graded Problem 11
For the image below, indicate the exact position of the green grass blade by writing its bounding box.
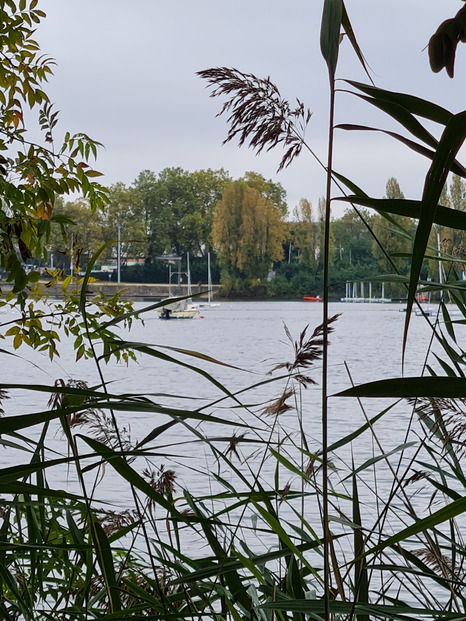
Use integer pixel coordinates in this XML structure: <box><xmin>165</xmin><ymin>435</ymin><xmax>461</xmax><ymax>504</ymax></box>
<box><xmin>320</xmin><ymin>0</ymin><xmax>343</xmax><ymax>77</ymax></box>
<box><xmin>344</xmin><ymin>79</ymin><xmax>454</xmax><ymax>125</ymax></box>
<box><xmin>337</xmin><ymin>196</ymin><xmax>466</xmax><ymax>229</ymax></box>
<box><xmin>328</xmin><ymin>403</ymin><xmax>395</xmax><ymax>452</ymax></box>
<box><xmin>91</xmin><ymin>520</ymin><xmax>121</xmax><ymax>613</ymax></box>
<box><xmin>365</xmin><ymin>496</ymin><xmax>466</xmax><ymax>557</ymax></box>
<box><xmin>341</xmin><ymin>2</ymin><xmax>373</xmax><ymax>84</ymax></box>
<box><xmin>342</xmin><ymin>442</ymin><xmax>416</xmax><ymax>481</ymax></box>
<box><xmin>352</xmin><ymin>470</ymin><xmax>369</xmax><ymax>621</ymax></box>
<box><xmin>341</xmin><ymin>93</ymin><xmax>439</xmax><ymax>148</ymax></box>
<box><xmin>404</xmin><ymin>110</ymin><xmax>466</xmax><ymax>358</ymax></box>
<box><xmin>336</xmin><ymin>376</ymin><xmax>466</xmax><ymax>398</ymax></box>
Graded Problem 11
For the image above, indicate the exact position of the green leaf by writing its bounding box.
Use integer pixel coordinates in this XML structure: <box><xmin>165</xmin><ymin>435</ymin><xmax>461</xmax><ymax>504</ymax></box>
<box><xmin>335</xmin><ymin>376</ymin><xmax>466</xmax><ymax>398</ymax></box>
<box><xmin>337</xmin><ymin>195</ymin><xmax>466</xmax><ymax>229</ymax></box>
<box><xmin>261</xmin><ymin>599</ymin><xmax>466</xmax><ymax>619</ymax></box>
<box><xmin>335</xmin><ymin>124</ymin><xmax>466</xmax><ymax>178</ymax></box>
<box><xmin>320</xmin><ymin>0</ymin><xmax>343</xmax><ymax>77</ymax></box>
<box><xmin>27</xmin><ymin>270</ymin><xmax>39</xmax><ymax>283</ymax></box>
<box><xmin>366</xmin><ymin>495</ymin><xmax>466</xmax><ymax>558</ymax></box>
<box><xmin>404</xmin><ymin>110</ymin><xmax>466</xmax><ymax>357</ymax></box>
<box><xmin>91</xmin><ymin>521</ymin><xmax>121</xmax><ymax>613</ymax></box>
<box><xmin>342</xmin><ymin>442</ymin><xmax>416</xmax><ymax>481</ymax></box>
<box><xmin>344</xmin><ymin>80</ymin><xmax>453</xmax><ymax>125</ymax></box>
<box><xmin>327</xmin><ymin>404</ymin><xmax>394</xmax><ymax>452</ymax></box>
<box><xmin>85</xmin><ymin>169</ymin><xmax>103</xmax><ymax>177</ymax></box>
<box><xmin>78</xmin><ymin>435</ymin><xmax>182</xmax><ymax>516</ymax></box>
<box><xmin>340</xmin><ymin>2</ymin><xmax>373</xmax><ymax>84</ymax></box>
<box><xmin>344</xmin><ymin>92</ymin><xmax>439</xmax><ymax>148</ymax></box>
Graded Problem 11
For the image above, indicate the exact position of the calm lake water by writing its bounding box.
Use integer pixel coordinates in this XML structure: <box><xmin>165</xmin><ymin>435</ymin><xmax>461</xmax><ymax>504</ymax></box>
<box><xmin>0</xmin><ymin>300</ymin><xmax>457</xmax><ymax>572</ymax></box>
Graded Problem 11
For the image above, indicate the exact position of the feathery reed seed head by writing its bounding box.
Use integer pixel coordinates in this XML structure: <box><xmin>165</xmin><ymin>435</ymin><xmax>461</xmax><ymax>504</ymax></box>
<box><xmin>197</xmin><ymin>67</ymin><xmax>312</xmax><ymax>171</ymax></box>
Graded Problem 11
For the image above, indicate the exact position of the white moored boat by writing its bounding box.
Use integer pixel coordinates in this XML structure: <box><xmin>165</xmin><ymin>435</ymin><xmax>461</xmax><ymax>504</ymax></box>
<box><xmin>158</xmin><ymin>254</ymin><xmax>200</xmax><ymax>320</ymax></box>
<box><xmin>158</xmin><ymin>298</ymin><xmax>199</xmax><ymax>320</ymax></box>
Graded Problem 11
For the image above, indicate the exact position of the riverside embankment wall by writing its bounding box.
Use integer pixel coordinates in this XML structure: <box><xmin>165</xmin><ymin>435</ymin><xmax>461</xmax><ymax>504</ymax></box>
<box><xmin>0</xmin><ymin>281</ymin><xmax>221</xmax><ymax>300</ymax></box>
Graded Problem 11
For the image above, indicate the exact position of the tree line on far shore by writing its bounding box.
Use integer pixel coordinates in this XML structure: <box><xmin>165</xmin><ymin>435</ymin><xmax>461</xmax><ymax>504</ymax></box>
<box><xmin>45</xmin><ymin>169</ymin><xmax>466</xmax><ymax>299</ymax></box>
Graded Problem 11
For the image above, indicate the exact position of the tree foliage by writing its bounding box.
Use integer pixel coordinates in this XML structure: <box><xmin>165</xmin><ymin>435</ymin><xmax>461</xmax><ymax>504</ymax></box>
<box><xmin>212</xmin><ymin>177</ymin><xmax>286</xmax><ymax>285</ymax></box>
<box><xmin>371</xmin><ymin>178</ymin><xmax>414</xmax><ymax>283</ymax></box>
<box><xmin>132</xmin><ymin>167</ymin><xmax>230</xmax><ymax>260</ymax></box>
<box><xmin>0</xmin><ymin>2</ymin><xmax>141</xmax><ymax>362</ymax></box>
<box><xmin>0</xmin><ymin>0</ymin><xmax>107</xmax><ymax>299</ymax></box>
<box><xmin>5</xmin><ymin>3</ymin><xmax>466</xmax><ymax>620</ymax></box>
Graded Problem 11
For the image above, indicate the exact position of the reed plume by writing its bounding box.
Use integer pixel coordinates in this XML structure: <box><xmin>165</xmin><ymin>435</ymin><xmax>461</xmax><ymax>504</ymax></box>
<box><xmin>197</xmin><ymin>67</ymin><xmax>311</xmax><ymax>171</ymax></box>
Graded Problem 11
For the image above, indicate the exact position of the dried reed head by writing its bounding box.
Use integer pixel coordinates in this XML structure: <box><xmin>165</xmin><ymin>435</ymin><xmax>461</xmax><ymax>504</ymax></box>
<box><xmin>279</xmin><ymin>481</ymin><xmax>291</xmax><ymax>506</ymax></box>
<box><xmin>271</xmin><ymin>314</ymin><xmax>340</xmax><ymax>388</ymax></box>
<box><xmin>48</xmin><ymin>379</ymin><xmax>98</xmax><ymax>415</ymax></box>
<box><xmin>50</xmin><ymin>378</ymin><xmax>133</xmax><ymax>454</ymax></box>
<box><xmin>409</xmin><ymin>396</ymin><xmax>466</xmax><ymax>456</ymax></box>
<box><xmin>413</xmin><ymin>548</ymin><xmax>455</xmax><ymax>578</ymax></box>
<box><xmin>98</xmin><ymin>508</ymin><xmax>138</xmax><ymax>536</ymax></box>
<box><xmin>225</xmin><ymin>432</ymin><xmax>247</xmax><ymax>460</ymax></box>
<box><xmin>0</xmin><ymin>389</ymin><xmax>9</xmax><ymax>416</ymax></box>
<box><xmin>143</xmin><ymin>465</ymin><xmax>176</xmax><ymax>497</ymax></box>
<box><xmin>402</xmin><ymin>470</ymin><xmax>428</xmax><ymax>488</ymax></box>
<box><xmin>197</xmin><ymin>67</ymin><xmax>311</xmax><ymax>171</ymax></box>
<box><xmin>262</xmin><ymin>389</ymin><xmax>295</xmax><ymax>418</ymax></box>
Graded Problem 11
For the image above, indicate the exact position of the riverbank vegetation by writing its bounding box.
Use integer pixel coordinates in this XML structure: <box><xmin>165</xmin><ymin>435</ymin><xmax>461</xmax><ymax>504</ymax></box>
<box><xmin>43</xmin><ymin>171</ymin><xmax>466</xmax><ymax>300</ymax></box>
<box><xmin>2</xmin><ymin>1</ymin><xmax>466</xmax><ymax>620</ymax></box>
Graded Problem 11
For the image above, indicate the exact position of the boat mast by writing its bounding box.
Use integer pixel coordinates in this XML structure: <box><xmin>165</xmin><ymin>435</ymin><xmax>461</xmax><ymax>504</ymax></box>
<box><xmin>207</xmin><ymin>252</ymin><xmax>212</xmax><ymax>304</ymax></box>
<box><xmin>187</xmin><ymin>252</ymin><xmax>192</xmax><ymax>296</ymax></box>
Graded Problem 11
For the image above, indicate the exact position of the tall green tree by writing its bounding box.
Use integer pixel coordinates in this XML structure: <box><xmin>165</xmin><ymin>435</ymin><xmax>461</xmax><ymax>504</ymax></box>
<box><xmin>133</xmin><ymin>167</ymin><xmax>230</xmax><ymax>260</ymax></box>
<box><xmin>47</xmin><ymin>197</ymin><xmax>104</xmax><ymax>270</ymax></box>
<box><xmin>448</xmin><ymin>174</ymin><xmax>466</xmax><ymax>212</ymax></box>
<box><xmin>290</xmin><ymin>198</ymin><xmax>315</xmax><ymax>268</ymax></box>
<box><xmin>132</xmin><ymin>169</ymin><xmax>170</xmax><ymax>258</ymax></box>
<box><xmin>288</xmin><ymin>197</ymin><xmax>335</xmax><ymax>272</ymax></box>
<box><xmin>371</xmin><ymin>178</ymin><xmax>414</xmax><ymax>279</ymax></box>
<box><xmin>101</xmin><ymin>183</ymin><xmax>148</xmax><ymax>264</ymax></box>
<box><xmin>332</xmin><ymin>208</ymin><xmax>375</xmax><ymax>269</ymax></box>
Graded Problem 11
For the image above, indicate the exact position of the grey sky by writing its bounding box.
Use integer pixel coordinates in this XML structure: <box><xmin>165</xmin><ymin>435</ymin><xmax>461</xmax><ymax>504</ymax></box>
<box><xmin>38</xmin><ymin>1</ymin><xmax>465</xmax><ymax>217</ymax></box>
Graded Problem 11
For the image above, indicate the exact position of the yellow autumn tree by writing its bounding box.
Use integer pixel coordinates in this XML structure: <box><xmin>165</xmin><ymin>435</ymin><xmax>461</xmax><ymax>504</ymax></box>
<box><xmin>212</xmin><ymin>181</ymin><xmax>286</xmax><ymax>285</ymax></box>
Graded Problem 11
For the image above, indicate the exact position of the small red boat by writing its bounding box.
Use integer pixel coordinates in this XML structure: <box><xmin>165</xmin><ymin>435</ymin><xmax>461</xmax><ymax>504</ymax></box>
<box><xmin>303</xmin><ymin>296</ymin><xmax>322</xmax><ymax>302</ymax></box>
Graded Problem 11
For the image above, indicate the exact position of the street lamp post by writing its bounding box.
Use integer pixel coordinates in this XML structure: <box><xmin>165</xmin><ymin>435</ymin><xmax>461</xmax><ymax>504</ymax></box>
<box><xmin>117</xmin><ymin>224</ymin><xmax>122</xmax><ymax>284</ymax></box>
<box><xmin>70</xmin><ymin>233</ymin><xmax>74</xmax><ymax>277</ymax></box>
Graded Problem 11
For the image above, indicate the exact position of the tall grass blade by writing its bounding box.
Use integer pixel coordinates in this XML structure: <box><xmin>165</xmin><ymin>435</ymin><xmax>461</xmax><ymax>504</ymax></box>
<box><xmin>352</xmin><ymin>470</ymin><xmax>369</xmax><ymax>621</ymax></box>
<box><xmin>366</xmin><ymin>495</ymin><xmax>466</xmax><ymax>556</ymax></box>
<box><xmin>341</xmin><ymin>93</ymin><xmax>439</xmax><ymax>148</ymax></box>
<box><xmin>344</xmin><ymin>80</ymin><xmax>454</xmax><ymax>125</ymax></box>
<box><xmin>404</xmin><ymin>110</ymin><xmax>466</xmax><ymax>356</ymax></box>
<box><xmin>341</xmin><ymin>2</ymin><xmax>373</xmax><ymax>84</ymax></box>
<box><xmin>320</xmin><ymin>0</ymin><xmax>343</xmax><ymax>77</ymax></box>
<box><xmin>337</xmin><ymin>195</ymin><xmax>466</xmax><ymax>228</ymax></box>
<box><xmin>336</xmin><ymin>376</ymin><xmax>466</xmax><ymax>398</ymax></box>
<box><xmin>91</xmin><ymin>520</ymin><xmax>122</xmax><ymax>613</ymax></box>
<box><xmin>335</xmin><ymin>127</ymin><xmax>466</xmax><ymax>177</ymax></box>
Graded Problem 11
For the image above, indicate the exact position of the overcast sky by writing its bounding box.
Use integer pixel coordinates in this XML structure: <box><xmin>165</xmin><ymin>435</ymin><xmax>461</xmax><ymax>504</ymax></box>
<box><xmin>37</xmin><ymin>1</ymin><xmax>466</xmax><ymax>217</ymax></box>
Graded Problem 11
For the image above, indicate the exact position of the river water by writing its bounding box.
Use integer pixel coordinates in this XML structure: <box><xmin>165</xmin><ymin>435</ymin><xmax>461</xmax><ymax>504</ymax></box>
<box><xmin>0</xmin><ymin>300</ymin><xmax>459</xmax><ymax>601</ymax></box>
<box><xmin>0</xmin><ymin>299</ymin><xmax>435</xmax><ymax>454</ymax></box>
<box><xmin>0</xmin><ymin>300</ymin><xmax>448</xmax><ymax>495</ymax></box>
